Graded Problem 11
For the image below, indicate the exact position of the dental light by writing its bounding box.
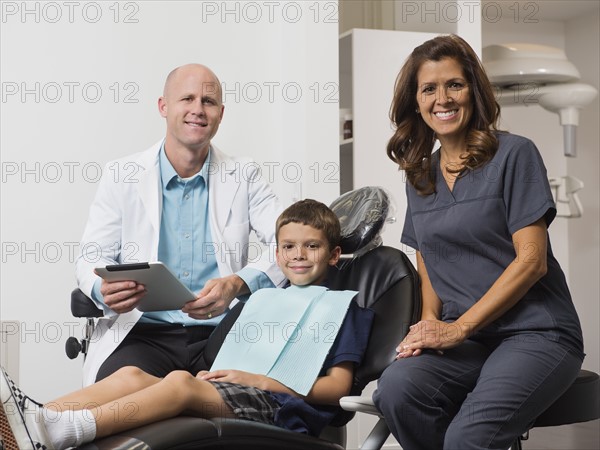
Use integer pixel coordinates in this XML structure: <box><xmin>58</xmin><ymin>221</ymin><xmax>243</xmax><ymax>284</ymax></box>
<box><xmin>483</xmin><ymin>43</ymin><xmax>598</xmax><ymax>157</ymax></box>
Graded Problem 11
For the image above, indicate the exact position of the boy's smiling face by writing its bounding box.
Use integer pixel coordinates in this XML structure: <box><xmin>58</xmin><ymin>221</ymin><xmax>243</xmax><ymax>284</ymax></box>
<box><xmin>276</xmin><ymin>222</ymin><xmax>341</xmax><ymax>286</ymax></box>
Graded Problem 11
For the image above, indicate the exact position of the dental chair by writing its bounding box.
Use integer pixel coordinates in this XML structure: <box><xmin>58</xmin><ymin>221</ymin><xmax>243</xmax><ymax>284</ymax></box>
<box><xmin>67</xmin><ymin>186</ymin><xmax>423</xmax><ymax>450</ymax></box>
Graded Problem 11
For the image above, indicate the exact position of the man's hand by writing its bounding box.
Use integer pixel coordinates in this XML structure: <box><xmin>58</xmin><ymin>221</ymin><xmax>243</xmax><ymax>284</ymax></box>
<box><xmin>182</xmin><ymin>274</ymin><xmax>248</xmax><ymax>320</ymax></box>
<box><xmin>395</xmin><ymin>319</ymin><xmax>468</xmax><ymax>358</ymax></box>
<box><xmin>96</xmin><ymin>274</ymin><xmax>146</xmax><ymax>314</ymax></box>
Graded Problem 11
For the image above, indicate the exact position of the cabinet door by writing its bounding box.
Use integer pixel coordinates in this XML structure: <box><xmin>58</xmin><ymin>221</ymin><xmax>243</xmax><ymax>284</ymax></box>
<box><xmin>343</xmin><ymin>29</ymin><xmax>437</xmax><ymax>254</ymax></box>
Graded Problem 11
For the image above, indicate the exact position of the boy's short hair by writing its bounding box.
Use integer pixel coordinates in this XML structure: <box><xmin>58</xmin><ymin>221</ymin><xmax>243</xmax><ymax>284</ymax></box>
<box><xmin>276</xmin><ymin>199</ymin><xmax>341</xmax><ymax>250</ymax></box>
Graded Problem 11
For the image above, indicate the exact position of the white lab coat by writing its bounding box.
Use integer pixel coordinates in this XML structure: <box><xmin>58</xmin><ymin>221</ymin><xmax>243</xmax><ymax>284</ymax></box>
<box><xmin>75</xmin><ymin>140</ymin><xmax>284</xmax><ymax>385</ymax></box>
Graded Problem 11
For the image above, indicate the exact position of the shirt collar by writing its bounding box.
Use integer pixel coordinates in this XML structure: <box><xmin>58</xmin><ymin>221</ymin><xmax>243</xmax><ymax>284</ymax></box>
<box><xmin>159</xmin><ymin>142</ymin><xmax>212</xmax><ymax>189</ymax></box>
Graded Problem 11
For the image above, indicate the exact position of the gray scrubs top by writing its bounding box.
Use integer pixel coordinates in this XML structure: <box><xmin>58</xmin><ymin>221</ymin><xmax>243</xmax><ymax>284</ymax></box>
<box><xmin>402</xmin><ymin>133</ymin><xmax>583</xmax><ymax>355</ymax></box>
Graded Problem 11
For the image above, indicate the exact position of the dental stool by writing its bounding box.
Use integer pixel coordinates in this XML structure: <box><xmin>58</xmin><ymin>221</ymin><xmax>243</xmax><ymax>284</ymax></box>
<box><xmin>340</xmin><ymin>368</ymin><xmax>599</xmax><ymax>450</ymax></box>
<box><xmin>511</xmin><ymin>368</ymin><xmax>599</xmax><ymax>449</ymax></box>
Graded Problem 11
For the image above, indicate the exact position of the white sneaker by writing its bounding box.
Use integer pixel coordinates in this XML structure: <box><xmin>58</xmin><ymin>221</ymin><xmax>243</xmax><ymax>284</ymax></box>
<box><xmin>0</xmin><ymin>367</ymin><xmax>54</xmax><ymax>450</ymax></box>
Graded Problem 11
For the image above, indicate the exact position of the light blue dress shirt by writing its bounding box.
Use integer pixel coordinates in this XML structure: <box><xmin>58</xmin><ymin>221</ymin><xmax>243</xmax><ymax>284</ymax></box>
<box><xmin>92</xmin><ymin>143</ymin><xmax>274</xmax><ymax>325</ymax></box>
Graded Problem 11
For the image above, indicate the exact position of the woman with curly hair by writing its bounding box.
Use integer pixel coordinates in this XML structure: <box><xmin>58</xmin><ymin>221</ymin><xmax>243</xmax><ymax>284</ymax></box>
<box><xmin>373</xmin><ymin>34</ymin><xmax>584</xmax><ymax>449</ymax></box>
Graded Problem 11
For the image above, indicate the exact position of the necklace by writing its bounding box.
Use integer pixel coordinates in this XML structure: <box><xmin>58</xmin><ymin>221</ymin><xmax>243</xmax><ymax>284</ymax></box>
<box><xmin>439</xmin><ymin>148</ymin><xmax>466</xmax><ymax>166</ymax></box>
<box><xmin>439</xmin><ymin>149</ymin><xmax>465</xmax><ymax>190</ymax></box>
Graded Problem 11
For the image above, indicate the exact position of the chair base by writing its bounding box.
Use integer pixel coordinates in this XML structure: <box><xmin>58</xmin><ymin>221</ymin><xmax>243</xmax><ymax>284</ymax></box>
<box><xmin>78</xmin><ymin>417</ymin><xmax>345</xmax><ymax>450</ymax></box>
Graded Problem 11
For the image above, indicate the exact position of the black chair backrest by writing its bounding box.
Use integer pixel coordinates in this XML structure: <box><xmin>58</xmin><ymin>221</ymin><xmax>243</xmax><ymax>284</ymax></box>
<box><xmin>327</xmin><ymin>245</ymin><xmax>421</xmax><ymax>394</ymax></box>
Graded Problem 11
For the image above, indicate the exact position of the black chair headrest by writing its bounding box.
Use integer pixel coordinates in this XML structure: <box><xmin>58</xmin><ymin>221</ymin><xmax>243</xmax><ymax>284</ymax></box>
<box><xmin>330</xmin><ymin>186</ymin><xmax>392</xmax><ymax>257</ymax></box>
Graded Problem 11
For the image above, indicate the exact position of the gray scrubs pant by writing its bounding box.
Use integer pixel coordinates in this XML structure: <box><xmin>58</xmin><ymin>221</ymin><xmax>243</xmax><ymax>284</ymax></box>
<box><xmin>373</xmin><ymin>333</ymin><xmax>582</xmax><ymax>450</ymax></box>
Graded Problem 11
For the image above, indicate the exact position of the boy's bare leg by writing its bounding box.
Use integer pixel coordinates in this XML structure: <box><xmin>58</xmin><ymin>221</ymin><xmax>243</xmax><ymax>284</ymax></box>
<box><xmin>92</xmin><ymin>370</ymin><xmax>235</xmax><ymax>438</ymax></box>
<box><xmin>46</xmin><ymin>367</ymin><xmax>161</xmax><ymax>412</ymax></box>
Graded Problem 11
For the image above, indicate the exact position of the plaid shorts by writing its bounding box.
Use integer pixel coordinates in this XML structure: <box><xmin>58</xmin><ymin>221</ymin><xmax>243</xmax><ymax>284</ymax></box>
<box><xmin>212</xmin><ymin>382</ymin><xmax>279</xmax><ymax>425</ymax></box>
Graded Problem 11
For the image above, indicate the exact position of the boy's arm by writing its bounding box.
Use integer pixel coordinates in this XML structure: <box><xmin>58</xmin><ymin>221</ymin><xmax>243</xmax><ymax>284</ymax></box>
<box><xmin>303</xmin><ymin>361</ymin><xmax>354</xmax><ymax>405</ymax></box>
<box><xmin>198</xmin><ymin>361</ymin><xmax>354</xmax><ymax>405</ymax></box>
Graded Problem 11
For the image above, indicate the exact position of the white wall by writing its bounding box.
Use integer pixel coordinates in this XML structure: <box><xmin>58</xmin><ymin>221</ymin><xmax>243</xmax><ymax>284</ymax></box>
<box><xmin>565</xmin><ymin>9</ymin><xmax>600</xmax><ymax>374</ymax></box>
<box><xmin>483</xmin><ymin>10</ymin><xmax>600</xmax><ymax>374</ymax></box>
<box><xmin>0</xmin><ymin>0</ymin><xmax>339</xmax><ymax>400</ymax></box>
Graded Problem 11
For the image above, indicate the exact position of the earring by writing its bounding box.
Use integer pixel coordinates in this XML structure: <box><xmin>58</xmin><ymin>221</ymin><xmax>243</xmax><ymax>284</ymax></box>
<box><xmin>415</xmin><ymin>108</ymin><xmax>420</xmax><ymax>114</ymax></box>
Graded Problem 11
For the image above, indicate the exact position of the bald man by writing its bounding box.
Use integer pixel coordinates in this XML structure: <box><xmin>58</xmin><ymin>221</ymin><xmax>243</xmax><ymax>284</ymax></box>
<box><xmin>76</xmin><ymin>64</ymin><xmax>285</xmax><ymax>385</ymax></box>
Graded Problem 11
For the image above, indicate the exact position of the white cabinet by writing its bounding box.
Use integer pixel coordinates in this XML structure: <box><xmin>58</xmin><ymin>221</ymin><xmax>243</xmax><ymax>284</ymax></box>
<box><xmin>339</xmin><ymin>29</ymin><xmax>437</xmax><ymax>253</ymax></box>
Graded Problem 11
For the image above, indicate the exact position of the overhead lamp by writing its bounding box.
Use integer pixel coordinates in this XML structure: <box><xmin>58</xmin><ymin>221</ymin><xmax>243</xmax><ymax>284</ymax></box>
<box><xmin>483</xmin><ymin>43</ymin><xmax>598</xmax><ymax>157</ymax></box>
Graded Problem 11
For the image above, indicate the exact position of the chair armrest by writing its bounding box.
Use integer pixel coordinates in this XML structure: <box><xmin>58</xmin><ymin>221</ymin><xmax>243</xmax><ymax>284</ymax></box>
<box><xmin>71</xmin><ymin>288</ymin><xmax>104</xmax><ymax>318</ymax></box>
<box><xmin>340</xmin><ymin>396</ymin><xmax>391</xmax><ymax>450</ymax></box>
<box><xmin>339</xmin><ymin>396</ymin><xmax>382</xmax><ymax>417</ymax></box>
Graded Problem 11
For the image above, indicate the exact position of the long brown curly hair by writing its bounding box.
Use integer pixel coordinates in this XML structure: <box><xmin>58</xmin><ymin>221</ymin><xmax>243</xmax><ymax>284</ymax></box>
<box><xmin>387</xmin><ymin>34</ymin><xmax>501</xmax><ymax>195</ymax></box>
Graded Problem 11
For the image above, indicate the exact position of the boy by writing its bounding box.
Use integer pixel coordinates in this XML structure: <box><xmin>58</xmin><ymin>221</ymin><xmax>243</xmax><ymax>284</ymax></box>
<box><xmin>1</xmin><ymin>199</ymin><xmax>374</xmax><ymax>450</ymax></box>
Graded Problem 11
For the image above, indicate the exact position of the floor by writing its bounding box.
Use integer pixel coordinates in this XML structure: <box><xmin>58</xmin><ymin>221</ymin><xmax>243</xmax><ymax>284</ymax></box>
<box><xmin>370</xmin><ymin>419</ymin><xmax>600</xmax><ymax>450</ymax></box>
<box><xmin>520</xmin><ymin>420</ymin><xmax>600</xmax><ymax>450</ymax></box>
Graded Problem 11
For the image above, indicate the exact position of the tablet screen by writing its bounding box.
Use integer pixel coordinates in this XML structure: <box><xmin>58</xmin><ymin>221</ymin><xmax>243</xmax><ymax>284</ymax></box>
<box><xmin>95</xmin><ymin>262</ymin><xmax>197</xmax><ymax>312</ymax></box>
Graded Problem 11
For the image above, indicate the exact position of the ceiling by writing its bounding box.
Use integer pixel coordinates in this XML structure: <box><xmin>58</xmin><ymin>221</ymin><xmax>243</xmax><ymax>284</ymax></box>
<box><xmin>482</xmin><ymin>0</ymin><xmax>600</xmax><ymax>22</ymax></box>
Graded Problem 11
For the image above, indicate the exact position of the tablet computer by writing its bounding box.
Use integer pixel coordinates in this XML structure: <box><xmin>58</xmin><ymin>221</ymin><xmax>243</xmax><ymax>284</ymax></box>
<box><xmin>94</xmin><ymin>262</ymin><xmax>197</xmax><ymax>312</ymax></box>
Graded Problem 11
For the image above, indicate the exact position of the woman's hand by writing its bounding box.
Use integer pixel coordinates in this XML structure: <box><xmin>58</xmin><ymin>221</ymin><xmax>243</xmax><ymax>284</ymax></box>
<box><xmin>395</xmin><ymin>319</ymin><xmax>468</xmax><ymax>358</ymax></box>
